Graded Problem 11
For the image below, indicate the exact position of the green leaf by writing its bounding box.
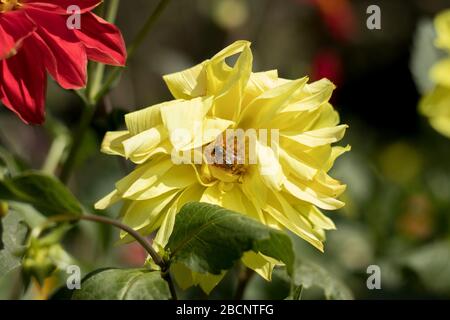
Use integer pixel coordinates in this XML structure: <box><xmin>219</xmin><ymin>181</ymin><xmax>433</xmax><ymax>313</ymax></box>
<box><xmin>72</xmin><ymin>268</ymin><xmax>171</xmax><ymax>300</ymax></box>
<box><xmin>7</xmin><ymin>202</ymin><xmax>46</xmax><ymax>229</ymax></box>
<box><xmin>279</xmin><ymin>261</ymin><xmax>353</xmax><ymax>300</ymax></box>
<box><xmin>0</xmin><ymin>211</ymin><xmax>29</xmax><ymax>277</ymax></box>
<box><xmin>0</xmin><ymin>145</ymin><xmax>23</xmax><ymax>176</ymax></box>
<box><xmin>0</xmin><ymin>171</ymin><xmax>83</xmax><ymax>217</ymax></box>
<box><xmin>166</xmin><ymin>202</ymin><xmax>294</xmax><ymax>275</ymax></box>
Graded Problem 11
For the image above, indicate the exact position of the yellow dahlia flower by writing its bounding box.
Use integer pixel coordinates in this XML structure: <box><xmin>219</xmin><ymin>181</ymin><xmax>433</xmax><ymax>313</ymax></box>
<box><xmin>420</xmin><ymin>10</ymin><xmax>450</xmax><ymax>138</ymax></box>
<box><xmin>96</xmin><ymin>40</ymin><xmax>349</xmax><ymax>286</ymax></box>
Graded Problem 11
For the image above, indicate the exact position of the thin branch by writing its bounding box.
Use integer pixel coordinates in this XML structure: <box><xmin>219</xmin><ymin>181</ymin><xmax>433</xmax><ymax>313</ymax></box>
<box><xmin>49</xmin><ymin>213</ymin><xmax>177</xmax><ymax>300</ymax></box>
<box><xmin>79</xmin><ymin>214</ymin><xmax>164</xmax><ymax>268</ymax></box>
<box><xmin>80</xmin><ymin>215</ymin><xmax>178</xmax><ymax>300</ymax></box>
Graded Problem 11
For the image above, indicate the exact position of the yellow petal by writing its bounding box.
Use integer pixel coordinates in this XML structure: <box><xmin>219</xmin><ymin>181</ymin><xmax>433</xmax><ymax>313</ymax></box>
<box><xmin>197</xmin><ymin>272</ymin><xmax>226</xmax><ymax>294</ymax></box>
<box><xmin>242</xmin><ymin>251</ymin><xmax>281</xmax><ymax>281</ymax></box>
<box><xmin>180</xmin><ymin>117</ymin><xmax>235</xmax><ymax>151</ymax></box>
<box><xmin>163</xmin><ymin>61</ymin><xmax>208</xmax><ymax>99</ymax></box>
<box><xmin>420</xmin><ymin>86</ymin><xmax>450</xmax><ymax>116</ymax></box>
<box><xmin>241</xmin><ymin>166</ymin><xmax>269</xmax><ymax>207</ymax></box>
<box><xmin>238</xmin><ymin>78</ymin><xmax>308</xmax><ymax>128</ymax></box>
<box><xmin>310</xmin><ymin>102</ymin><xmax>341</xmax><ymax>129</ymax></box>
<box><xmin>324</xmin><ymin>145</ymin><xmax>351</xmax><ymax>171</ymax></box>
<box><xmin>282</xmin><ymin>125</ymin><xmax>348</xmax><ymax>148</ymax></box>
<box><xmin>312</xmin><ymin>171</ymin><xmax>347</xmax><ymax>198</ymax></box>
<box><xmin>171</xmin><ymin>262</ymin><xmax>225</xmax><ymax>294</ymax></box>
<box><xmin>283</xmin><ymin>176</ymin><xmax>345</xmax><ymax>210</ymax></box>
<box><xmin>210</xmin><ymin>44</ymin><xmax>253</xmax><ymax>121</ymax></box>
<box><xmin>131</xmin><ymin>164</ymin><xmax>197</xmax><ymax>200</ymax></box>
<box><xmin>154</xmin><ymin>184</ymin><xmax>204</xmax><ymax>247</ymax></box>
<box><xmin>205</xmin><ymin>40</ymin><xmax>251</xmax><ymax>95</ymax></box>
<box><xmin>120</xmin><ymin>190</ymin><xmax>180</xmax><ymax>240</ymax></box>
<box><xmin>160</xmin><ymin>97</ymin><xmax>213</xmax><ymax>150</ymax></box>
<box><xmin>256</xmin><ymin>140</ymin><xmax>285</xmax><ymax>191</ymax></box>
<box><xmin>242</xmin><ymin>70</ymin><xmax>279</xmax><ymax>107</ymax></box>
<box><xmin>170</xmin><ymin>262</ymin><xmax>195</xmax><ymax>290</ymax></box>
<box><xmin>279</xmin><ymin>148</ymin><xmax>318</xmax><ymax>181</ymax></box>
<box><xmin>200</xmin><ymin>182</ymin><xmax>248</xmax><ymax>214</ymax></box>
<box><xmin>115</xmin><ymin>158</ymin><xmax>173</xmax><ymax>198</ymax></box>
<box><xmin>241</xmin><ymin>167</ymin><xmax>269</xmax><ymax>224</ymax></box>
<box><xmin>435</xmin><ymin>10</ymin><xmax>450</xmax><ymax>51</ymax></box>
<box><xmin>430</xmin><ymin>114</ymin><xmax>450</xmax><ymax>138</ymax></box>
<box><xmin>279</xmin><ymin>79</ymin><xmax>334</xmax><ymax>114</ymax></box>
<box><xmin>264</xmin><ymin>79</ymin><xmax>336</xmax><ymax>131</ymax></box>
<box><xmin>124</xmin><ymin>101</ymin><xmax>167</xmax><ymax>135</ymax></box>
<box><xmin>122</xmin><ymin>125</ymin><xmax>167</xmax><ymax>164</ymax></box>
<box><xmin>100</xmin><ymin>131</ymin><xmax>129</xmax><ymax>157</ymax></box>
<box><xmin>420</xmin><ymin>86</ymin><xmax>450</xmax><ymax>137</ymax></box>
<box><xmin>94</xmin><ymin>190</ymin><xmax>121</xmax><ymax>210</ymax></box>
<box><xmin>302</xmin><ymin>78</ymin><xmax>336</xmax><ymax>96</ymax></box>
<box><xmin>430</xmin><ymin>58</ymin><xmax>450</xmax><ymax>87</ymax></box>
<box><xmin>265</xmin><ymin>191</ymin><xmax>324</xmax><ymax>251</ymax></box>
<box><xmin>211</xmin><ymin>40</ymin><xmax>252</xmax><ymax>64</ymax></box>
<box><xmin>294</xmin><ymin>202</ymin><xmax>336</xmax><ymax>230</ymax></box>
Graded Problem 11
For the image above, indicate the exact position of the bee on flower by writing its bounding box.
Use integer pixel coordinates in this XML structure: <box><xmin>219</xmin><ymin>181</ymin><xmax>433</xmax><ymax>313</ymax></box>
<box><xmin>96</xmin><ymin>41</ymin><xmax>349</xmax><ymax>292</ymax></box>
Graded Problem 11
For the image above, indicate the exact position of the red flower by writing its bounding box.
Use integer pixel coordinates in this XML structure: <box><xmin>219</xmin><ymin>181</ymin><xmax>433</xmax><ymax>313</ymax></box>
<box><xmin>0</xmin><ymin>0</ymin><xmax>126</xmax><ymax>124</ymax></box>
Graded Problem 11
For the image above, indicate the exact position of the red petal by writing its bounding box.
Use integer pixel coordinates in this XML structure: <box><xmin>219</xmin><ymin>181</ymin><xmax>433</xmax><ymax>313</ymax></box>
<box><xmin>22</xmin><ymin>0</ymin><xmax>101</xmax><ymax>14</ymax></box>
<box><xmin>0</xmin><ymin>36</ymin><xmax>47</xmax><ymax>125</ymax></box>
<box><xmin>25</xmin><ymin>8</ymin><xmax>87</xmax><ymax>89</ymax></box>
<box><xmin>0</xmin><ymin>11</ymin><xmax>36</xmax><ymax>60</ymax></box>
<box><xmin>75</xmin><ymin>12</ymin><xmax>127</xmax><ymax>66</ymax></box>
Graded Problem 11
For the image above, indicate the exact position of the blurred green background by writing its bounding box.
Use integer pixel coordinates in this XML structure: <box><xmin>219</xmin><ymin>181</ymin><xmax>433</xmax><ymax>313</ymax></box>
<box><xmin>1</xmin><ymin>0</ymin><xmax>450</xmax><ymax>299</ymax></box>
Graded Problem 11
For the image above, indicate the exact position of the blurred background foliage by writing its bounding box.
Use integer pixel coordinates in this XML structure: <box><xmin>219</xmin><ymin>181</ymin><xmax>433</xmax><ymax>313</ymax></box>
<box><xmin>1</xmin><ymin>0</ymin><xmax>450</xmax><ymax>299</ymax></box>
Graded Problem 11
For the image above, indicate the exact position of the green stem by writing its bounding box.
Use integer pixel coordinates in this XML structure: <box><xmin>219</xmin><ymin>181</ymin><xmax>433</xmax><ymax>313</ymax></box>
<box><xmin>41</xmin><ymin>114</ymin><xmax>70</xmax><ymax>175</ymax></box>
<box><xmin>50</xmin><ymin>213</ymin><xmax>177</xmax><ymax>300</ymax></box>
<box><xmin>105</xmin><ymin>0</ymin><xmax>121</xmax><ymax>22</ymax></box>
<box><xmin>126</xmin><ymin>0</ymin><xmax>171</xmax><ymax>58</ymax></box>
<box><xmin>42</xmin><ymin>135</ymin><xmax>69</xmax><ymax>175</ymax></box>
<box><xmin>89</xmin><ymin>0</ymin><xmax>121</xmax><ymax>100</ymax></box>
<box><xmin>60</xmin><ymin>1</ymin><xmax>122</xmax><ymax>182</ymax></box>
<box><xmin>79</xmin><ymin>215</ymin><xmax>178</xmax><ymax>300</ymax></box>
<box><xmin>59</xmin><ymin>102</ymin><xmax>95</xmax><ymax>183</ymax></box>
<box><xmin>80</xmin><ymin>214</ymin><xmax>164</xmax><ymax>268</ymax></box>
<box><xmin>94</xmin><ymin>0</ymin><xmax>172</xmax><ymax>102</ymax></box>
<box><xmin>163</xmin><ymin>271</ymin><xmax>178</xmax><ymax>301</ymax></box>
<box><xmin>60</xmin><ymin>0</ymin><xmax>171</xmax><ymax>183</ymax></box>
<box><xmin>292</xmin><ymin>285</ymin><xmax>304</xmax><ymax>300</ymax></box>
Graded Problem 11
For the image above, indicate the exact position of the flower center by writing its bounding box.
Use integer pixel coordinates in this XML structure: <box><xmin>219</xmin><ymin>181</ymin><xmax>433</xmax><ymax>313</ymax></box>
<box><xmin>202</xmin><ymin>131</ymin><xmax>249</xmax><ymax>183</ymax></box>
<box><xmin>210</xmin><ymin>135</ymin><xmax>247</xmax><ymax>175</ymax></box>
<box><xmin>0</xmin><ymin>0</ymin><xmax>21</xmax><ymax>12</ymax></box>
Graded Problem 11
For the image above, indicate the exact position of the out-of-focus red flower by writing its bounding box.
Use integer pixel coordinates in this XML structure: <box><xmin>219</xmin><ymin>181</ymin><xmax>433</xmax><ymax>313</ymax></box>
<box><xmin>302</xmin><ymin>0</ymin><xmax>357</xmax><ymax>42</ymax></box>
<box><xmin>0</xmin><ymin>0</ymin><xmax>127</xmax><ymax>124</ymax></box>
<box><xmin>312</xmin><ymin>50</ymin><xmax>343</xmax><ymax>86</ymax></box>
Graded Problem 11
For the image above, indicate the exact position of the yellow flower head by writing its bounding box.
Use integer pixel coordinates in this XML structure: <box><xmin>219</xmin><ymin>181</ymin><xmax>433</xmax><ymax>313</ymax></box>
<box><xmin>420</xmin><ymin>10</ymin><xmax>450</xmax><ymax>138</ymax></box>
<box><xmin>96</xmin><ymin>41</ymin><xmax>349</xmax><ymax>283</ymax></box>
